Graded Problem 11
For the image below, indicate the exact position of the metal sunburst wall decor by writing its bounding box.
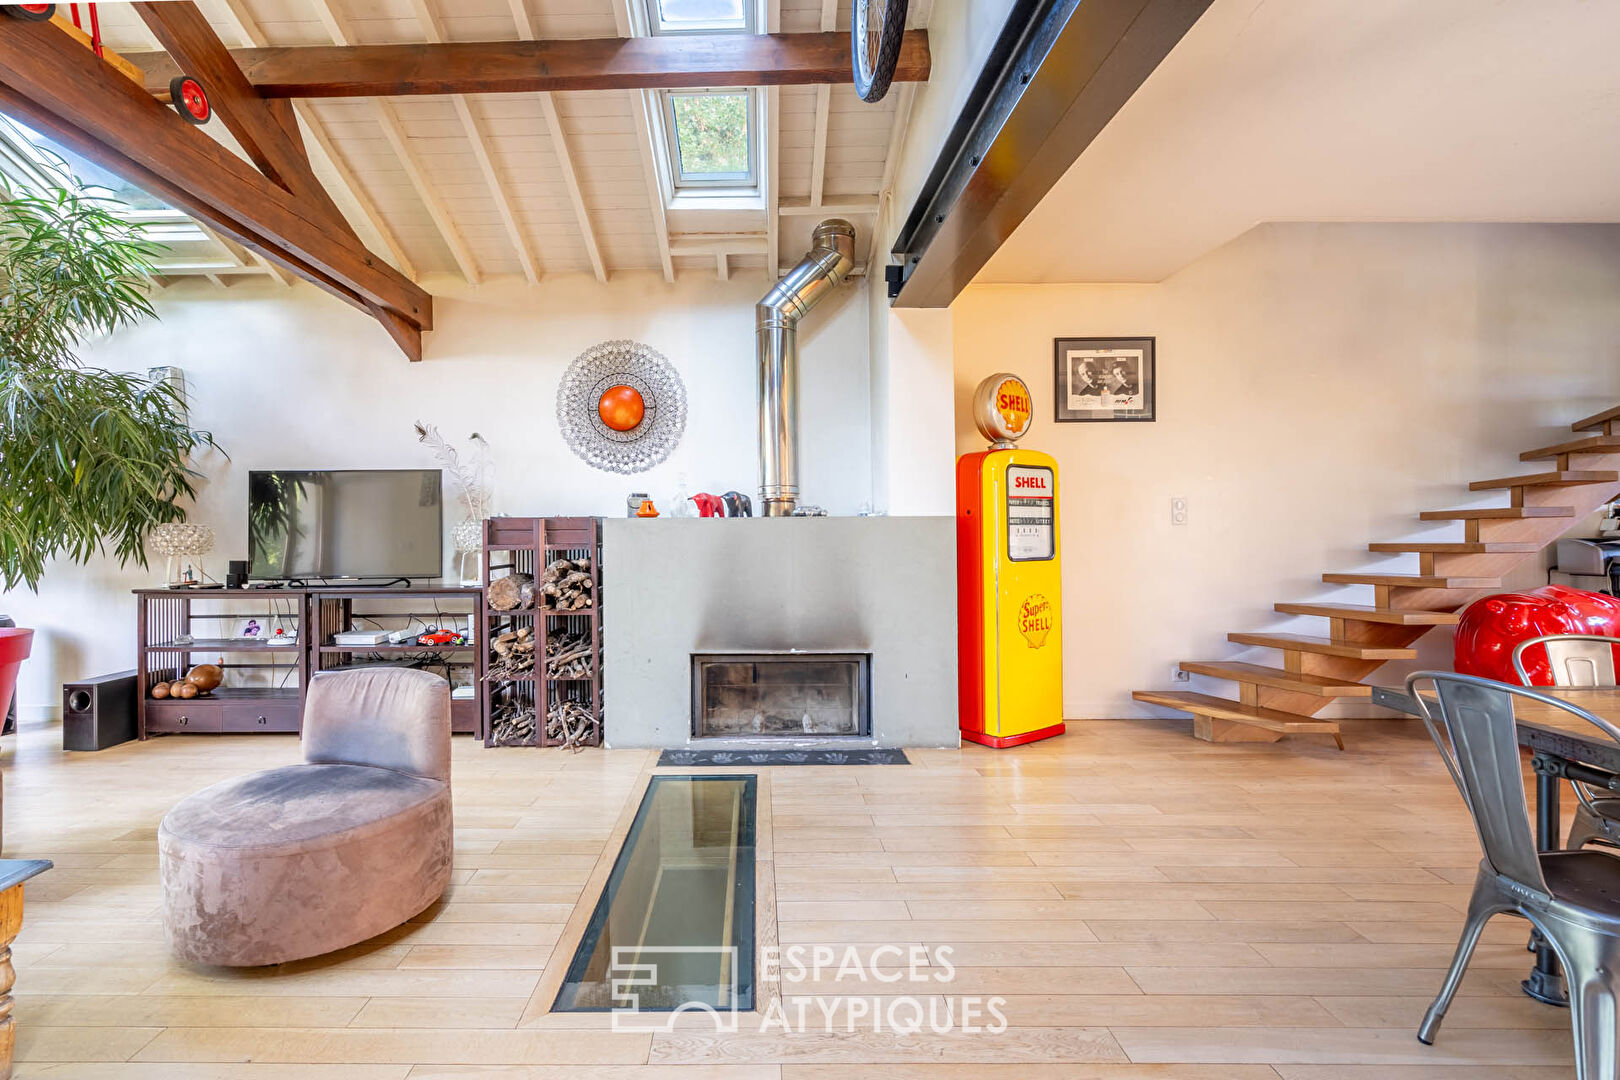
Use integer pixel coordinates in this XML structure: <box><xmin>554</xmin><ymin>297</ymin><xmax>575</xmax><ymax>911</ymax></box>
<box><xmin>556</xmin><ymin>339</ymin><xmax>687</xmax><ymax>474</ymax></box>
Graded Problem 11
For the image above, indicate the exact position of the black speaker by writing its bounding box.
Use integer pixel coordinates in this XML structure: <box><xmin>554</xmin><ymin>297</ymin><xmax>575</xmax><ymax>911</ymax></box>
<box><xmin>62</xmin><ymin>670</ymin><xmax>138</xmax><ymax>751</ymax></box>
<box><xmin>227</xmin><ymin>559</ymin><xmax>249</xmax><ymax>589</ymax></box>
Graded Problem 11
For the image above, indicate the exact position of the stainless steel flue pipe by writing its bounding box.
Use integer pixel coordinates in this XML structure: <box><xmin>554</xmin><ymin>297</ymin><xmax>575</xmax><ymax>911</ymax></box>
<box><xmin>755</xmin><ymin>219</ymin><xmax>856</xmax><ymax>517</ymax></box>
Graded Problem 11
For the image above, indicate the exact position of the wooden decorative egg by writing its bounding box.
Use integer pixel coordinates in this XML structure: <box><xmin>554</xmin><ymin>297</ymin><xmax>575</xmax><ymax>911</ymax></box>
<box><xmin>186</xmin><ymin>663</ymin><xmax>223</xmax><ymax>694</ymax></box>
<box><xmin>150</xmin><ymin>682</ymin><xmax>170</xmax><ymax>699</ymax></box>
<box><xmin>175</xmin><ymin>682</ymin><xmax>198</xmax><ymax>700</ymax></box>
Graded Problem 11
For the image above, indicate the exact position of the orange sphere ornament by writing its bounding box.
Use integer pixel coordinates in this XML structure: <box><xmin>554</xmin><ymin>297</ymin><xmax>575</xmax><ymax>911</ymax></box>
<box><xmin>597</xmin><ymin>385</ymin><xmax>645</xmax><ymax>432</ymax></box>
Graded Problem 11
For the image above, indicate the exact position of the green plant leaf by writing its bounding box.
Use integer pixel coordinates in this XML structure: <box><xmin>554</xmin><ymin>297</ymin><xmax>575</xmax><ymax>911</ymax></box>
<box><xmin>0</xmin><ymin>185</ymin><xmax>222</xmax><ymax>590</ymax></box>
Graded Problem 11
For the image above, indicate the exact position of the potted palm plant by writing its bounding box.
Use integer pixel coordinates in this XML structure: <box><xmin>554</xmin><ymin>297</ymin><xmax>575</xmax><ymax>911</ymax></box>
<box><xmin>0</xmin><ymin>186</ymin><xmax>218</xmax><ymax>590</ymax></box>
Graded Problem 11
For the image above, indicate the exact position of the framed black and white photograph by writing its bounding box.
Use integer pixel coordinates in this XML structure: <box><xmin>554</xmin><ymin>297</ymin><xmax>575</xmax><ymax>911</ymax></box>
<box><xmin>1053</xmin><ymin>337</ymin><xmax>1155</xmax><ymax>422</ymax></box>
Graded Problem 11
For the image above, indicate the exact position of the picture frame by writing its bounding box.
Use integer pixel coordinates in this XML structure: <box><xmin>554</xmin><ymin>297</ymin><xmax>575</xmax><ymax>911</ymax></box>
<box><xmin>1053</xmin><ymin>337</ymin><xmax>1155</xmax><ymax>423</ymax></box>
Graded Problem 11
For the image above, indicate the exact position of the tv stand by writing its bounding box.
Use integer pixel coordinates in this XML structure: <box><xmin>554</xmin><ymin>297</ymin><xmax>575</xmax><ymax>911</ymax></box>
<box><xmin>135</xmin><ymin>585</ymin><xmax>485</xmax><ymax>739</ymax></box>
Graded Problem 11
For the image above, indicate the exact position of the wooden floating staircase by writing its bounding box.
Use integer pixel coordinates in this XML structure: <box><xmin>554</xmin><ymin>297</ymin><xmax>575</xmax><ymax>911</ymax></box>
<box><xmin>1134</xmin><ymin>405</ymin><xmax>1620</xmax><ymax>748</ymax></box>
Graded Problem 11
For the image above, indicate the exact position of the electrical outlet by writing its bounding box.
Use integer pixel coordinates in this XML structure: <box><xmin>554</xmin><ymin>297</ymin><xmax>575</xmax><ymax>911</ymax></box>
<box><xmin>1172</xmin><ymin>665</ymin><xmax>1191</xmax><ymax>682</ymax></box>
<box><xmin>1170</xmin><ymin>496</ymin><xmax>1189</xmax><ymax>526</ymax></box>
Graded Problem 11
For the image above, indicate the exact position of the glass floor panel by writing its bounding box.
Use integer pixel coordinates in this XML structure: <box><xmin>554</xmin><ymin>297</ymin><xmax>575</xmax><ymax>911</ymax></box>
<box><xmin>554</xmin><ymin>774</ymin><xmax>757</xmax><ymax>1012</ymax></box>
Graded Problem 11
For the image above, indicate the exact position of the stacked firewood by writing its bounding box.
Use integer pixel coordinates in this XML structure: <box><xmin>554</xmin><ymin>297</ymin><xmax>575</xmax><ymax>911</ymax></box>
<box><xmin>489</xmin><ymin>701</ymin><xmax>536</xmax><ymax>745</ymax></box>
<box><xmin>486</xmin><ymin>625</ymin><xmax>535</xmax><ymax>680</ymax></box>
<box><xmin>487</xmin><ymin>571</ymin><xmax>535</xmax><ymax>611</ymax></box>
<box><xmin>546</xmin><ymin>699</ymin><xmax>600</xmax><ymax>751</ymax></box>
<box><xmin>544</xmin><ymin>627</ymin><xmax>594</xmax><ymax>679</ymax></box>
<box><xmin>539</xmin><ymin>557</ymin><xmax>593</xmax><ymax>611</ymax></box>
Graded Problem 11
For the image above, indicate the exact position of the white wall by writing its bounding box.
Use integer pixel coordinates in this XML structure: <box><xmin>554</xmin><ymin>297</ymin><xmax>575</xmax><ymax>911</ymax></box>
<box><xmin>1</xmin><ymin>270</ymin><xmax>872</xmax><ymax>710</ymax></box>
<box><xmin>952</xmin><ymin>222</ymin><xmax>1620</xmax><ymax>718</ymax></box>
<box><xmin>866</xmin><ymin>0</ymin><xmax>1019</xmax><ymax>514</ymax></box>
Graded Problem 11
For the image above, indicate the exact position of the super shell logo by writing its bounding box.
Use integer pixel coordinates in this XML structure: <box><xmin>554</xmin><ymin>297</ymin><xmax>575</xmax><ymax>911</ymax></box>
<box><xmin>995</xmin><ymin>378</ymin><xmax>1031</xmax><ymax>436</ymax></box>
<box><xmin>1018</xmin><ymin>593</ymin><xmax>1053</xmax><ymax>648</ymax></box>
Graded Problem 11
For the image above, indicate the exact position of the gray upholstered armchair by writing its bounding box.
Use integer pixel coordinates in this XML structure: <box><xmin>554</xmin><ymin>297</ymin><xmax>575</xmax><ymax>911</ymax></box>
<box><xmin>159</xmin><ymin>667</ymin><xmax>454</xmax><ymax>966</ymax></box>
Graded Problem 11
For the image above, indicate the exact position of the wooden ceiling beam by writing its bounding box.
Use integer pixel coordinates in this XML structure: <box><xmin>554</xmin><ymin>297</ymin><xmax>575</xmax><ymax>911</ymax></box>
<box><xmin>132</xmin><ymin>2</ymin><xmax>351</xmax><ymax>233</ymax></box>
<box><xmin>133</xmin><ymin>30</ymin><xmax>931</xmax><ymax>98</ymax></box>
<box><xmin>0</xmin><ymin>17</ymin><xmax>430</xmax><ymax>354</ymax></box>
<box><xmin>203</xmin><ymin>0</ymin><xmax>418</xmax><ymax>279</ymax></box>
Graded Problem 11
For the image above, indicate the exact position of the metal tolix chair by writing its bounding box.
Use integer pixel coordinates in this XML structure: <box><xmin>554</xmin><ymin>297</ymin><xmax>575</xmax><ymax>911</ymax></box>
<box><xmin>1512</xmin><ymin>635</ymin><xmax>1620</xmax><ymax>851</ymax></box>
<box><xmin>1409</xmin><ymin>671</ymin><xmax>1620</xmax><ymax>1078</ymax></box>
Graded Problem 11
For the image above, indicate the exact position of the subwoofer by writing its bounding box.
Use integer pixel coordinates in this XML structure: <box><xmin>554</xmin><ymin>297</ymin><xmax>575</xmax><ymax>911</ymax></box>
<box><xmin>62</xmin><ymin>670</ymin><xmax>138</xmax><ymax>751</ymax></box>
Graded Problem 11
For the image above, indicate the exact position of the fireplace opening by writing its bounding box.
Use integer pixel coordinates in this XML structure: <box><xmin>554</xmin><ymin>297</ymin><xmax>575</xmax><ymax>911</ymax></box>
<box><xmin>692</xmin><ymin>653</ymin><xmax>871</xmax><ymax>739</ymax></box>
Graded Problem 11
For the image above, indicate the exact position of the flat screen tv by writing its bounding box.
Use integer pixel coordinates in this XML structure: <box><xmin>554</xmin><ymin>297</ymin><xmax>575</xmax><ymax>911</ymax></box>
<box><xmin>248</xmin><ymin>469</ymin><xmax>443</xmax><ymax>581</ymax></box>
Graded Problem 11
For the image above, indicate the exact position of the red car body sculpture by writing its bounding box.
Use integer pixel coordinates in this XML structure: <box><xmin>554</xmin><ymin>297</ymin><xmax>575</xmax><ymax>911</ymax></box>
<box><xmin>1454</xmin><ymin>584</ymin><xmax>1620</xmax><ymax>685</ymax></box>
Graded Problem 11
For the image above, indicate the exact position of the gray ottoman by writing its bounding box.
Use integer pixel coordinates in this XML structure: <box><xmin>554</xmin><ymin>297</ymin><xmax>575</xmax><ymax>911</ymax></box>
<box><xmin>159</xmin><ymin>668</ymin><xmax>453</xmax><ymax>967</ymax></box>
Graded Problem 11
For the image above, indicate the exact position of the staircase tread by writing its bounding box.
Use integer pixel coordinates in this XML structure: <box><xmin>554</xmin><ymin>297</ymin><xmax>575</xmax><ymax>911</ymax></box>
<box><xmin>1133</xmin><ymin>690</ymin><xmax>1341</xmax><ymax>733</ymax></box>
<box><xmin>1322</xmin><ymin>573</ymin><xmax>1501</xmax><ymax>588</ymax></box>
<box><xmin>1180</xmin><ymin>660</ymin><xmax>1374</xmax><ymax>696</ymax></box>
<box><xmin>1522</xmin><ymin>435</ymin><xmax>1620</xmax><ymax>461</ymax></box>
<box><xmin>1573</xmin><ymin>405</ymin><xmax>1620</xmax><ymax>432</ymax></box>
<box><xmin>1275</xmin><ymin>601</ymin><xmax>1462</xmax><ymax>626</ymax></box>
<box><xmin>1226</xmin><ymin>632</ymin><xmax>1418</xmax><ymax>660</ymax></box>
<box><xmin>1420</xmin><ymin>506</ymin><xmax>1575</xmax><ymax>520</ymax></box>
<box><xmin>1469</xmin><ymin>470</ymin><xmax>1619</xmax><ymax>491</ymax></box>
<box><xmin>1367</xmin><ymin>542</ymin><xmax>1540</xmax><ymax>554</ymax></box>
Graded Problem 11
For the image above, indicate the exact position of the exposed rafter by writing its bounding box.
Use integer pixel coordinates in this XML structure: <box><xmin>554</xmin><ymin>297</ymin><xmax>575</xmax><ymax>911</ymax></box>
<box><xmin>0</xmin><ymin>9</ymin><xmax>430</xmax><ymax>359</ymax></box>
<box><xmin>612</xmin><ymin>0</ymin><xmax>672</xmax><ymax>282</ymax></box>
<box><xmin>808</xmin><ymin>0</ymin><xmax>836</xmax><ymax>208</ymax></box>
<box><xmin>372</xmin><ymin>98</ymin><xmax>482</xmax><ymax>284</ymax></box>
<box><xmin>506</xmin><ymin>0</ymin><xmax>607</xmax><ymax>282</ymax></box>
<box><xmin>134</xmin><ymin>3</ymin><xmax>350</xmax><ymax>228</ymax></box>
<box><xmin>132</xmin><ymin>31</ymin><xmax>933</xmax><ymax>98</ymax></box>
<box><xmin>764</xmin><ymin>0</ymin><xmax>781</xmax><ymax>278</ymax></box>
<box><xmin>629</xmin><ymin>90</ymin><xmax>675</xmax><ymax>283</ymax></box>
<box><xmin>764</xmin><ymin>86</ymin><xmax>780</xmax><ymax>279</ymax></box>
<box><xmin>306</xmin><ymin>0</ymin><xmax>480</xmax><ymax>284</ymax></box>
<box><xmin>202</xmin><ymin>0</ymin><xmax>414</xmax><ymax>278</ymax></box>
<box><xmin>411</xmin><ymin>0</ymin><xmax>541</xmax><ymax>284</ymax></box>
<box><xmin>538</xmin><ymin>93</ymin><xmax>608</xmax><ymax>282</ymax></box>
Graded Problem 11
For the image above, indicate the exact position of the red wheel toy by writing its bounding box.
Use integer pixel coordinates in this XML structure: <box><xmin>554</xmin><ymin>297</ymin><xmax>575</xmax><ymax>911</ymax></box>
<box><xmin>170</xmin><ymin>75</ymin><xmax>211</xmax><ymax>125</ymax></box>
<box><xmin>2</xmin><ymin>4</ymin><xmax>57</xmax><ymax>20</ymax></box>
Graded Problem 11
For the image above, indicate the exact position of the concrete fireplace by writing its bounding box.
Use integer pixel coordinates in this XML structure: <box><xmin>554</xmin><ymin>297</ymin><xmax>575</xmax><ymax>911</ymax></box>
<box><xmin>601</xmin><ymin>516</ymin><xmax>957</xmax><ymax>750</ymax></box>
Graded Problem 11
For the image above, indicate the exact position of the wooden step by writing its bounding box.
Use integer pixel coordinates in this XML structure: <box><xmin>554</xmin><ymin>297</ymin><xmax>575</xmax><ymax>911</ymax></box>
<box><xmin>1521</xmin><ymin>435</ymin><xmax>1620</xmax><ymax>461</ymax></box>
<box><xmin>1226</xmin><ymin>631</ymin><xmax>1417</xmax><ymax>660</ymax></box>
<box><xmin>1322</xmin><ymin>572</ymin><xmax>1500</xmax><ymax>589</ymax></box>
<box><xmin>1134</xmin><ymin>690</ymin><xmax>1344</xmax><ymax>748</ymax></box>
<box><xmin>1367</xmin><ymin>541</ymin><xmax>1539</xmax><ymax>554</ymax></box>
<box><xmin>1133</xmin><ymin>691</ymin><xmax>1343</xmax><ymax>741</ymax></box>
<box><xmin>1275</xmin><ymin>601</ymin><xmax>1461</xmax><ymax>626</ymax></box>
<box><xmin>1420</xmin><ymin>506</ymin><xmax>1575</xmax><ymax>521</ymax></box>
<box><xmin>1179</xmin><ymin>660</ymin><xmax>1372</xmax><ymax>698</ymax></box>
<box><xmin>1573</xmin><ymin>405</ymin><xmax>1620</xmax><ymax>432</ymax></box>
<box><xmin>1468</xmin><ymin>470</ymin><xmax>1618</xmax><ymax>491</ymax></box>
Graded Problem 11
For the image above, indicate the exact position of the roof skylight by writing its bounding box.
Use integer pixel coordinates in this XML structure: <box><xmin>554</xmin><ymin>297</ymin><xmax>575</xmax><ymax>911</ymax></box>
<box><xmin>665</xmin><ymin>91</ymin><xmax>754</xmax><ymax>187</ymax></box>
<box><xmin>647</xmin><ymin>0</ymin><xmax>750</xmax><ymax>34</ymax></box>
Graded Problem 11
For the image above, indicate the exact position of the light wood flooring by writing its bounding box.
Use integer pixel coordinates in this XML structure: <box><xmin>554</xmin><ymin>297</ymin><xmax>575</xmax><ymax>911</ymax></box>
<box><xmin>0</xmin><ymin>714</ymin><xmax>1586</xmax><ymax>1078</ymax></box>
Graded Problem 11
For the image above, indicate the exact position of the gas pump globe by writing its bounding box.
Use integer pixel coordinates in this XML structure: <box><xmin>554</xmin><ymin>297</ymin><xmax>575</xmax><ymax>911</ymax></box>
<box><xmin>956</xmin><ymin>373</ymin><xmax>1065</xmax><ymax>748</ymax></box>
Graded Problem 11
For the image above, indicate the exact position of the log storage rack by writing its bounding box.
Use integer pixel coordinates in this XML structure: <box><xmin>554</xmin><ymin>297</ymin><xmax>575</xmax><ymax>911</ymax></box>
<box><xmin>482</xmin><ymin>517</ymin><xmax>602</xmax><ymax>748</ymax></box>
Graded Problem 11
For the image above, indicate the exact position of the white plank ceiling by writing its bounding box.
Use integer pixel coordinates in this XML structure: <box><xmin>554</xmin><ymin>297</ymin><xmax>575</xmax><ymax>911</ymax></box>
<box><xmin>80</xmin><ymin>0</ymin><xmax>932</xmax><ymax>285</ymax></box>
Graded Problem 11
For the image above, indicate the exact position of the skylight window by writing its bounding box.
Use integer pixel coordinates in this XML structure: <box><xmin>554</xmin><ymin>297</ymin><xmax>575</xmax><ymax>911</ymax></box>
<box><xmin>647</xmin><ymin>0</ymin><xmax>750</xmax><ymax>34</ymax></box>
<box><xmin>664</xmin><ymin>91</ymin><xmax>755</xmax><ymax>187</ymax></box>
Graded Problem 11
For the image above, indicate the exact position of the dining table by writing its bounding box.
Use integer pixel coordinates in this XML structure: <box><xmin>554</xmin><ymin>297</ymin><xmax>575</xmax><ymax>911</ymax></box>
<box><xmin>1372</xmin><ymin>684</ymin><xmax>1620</xmax><ymax>1009</ymax></box>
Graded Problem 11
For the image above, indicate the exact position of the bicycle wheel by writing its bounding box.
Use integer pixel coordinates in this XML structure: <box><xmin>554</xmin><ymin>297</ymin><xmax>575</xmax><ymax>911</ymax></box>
<box><xmin>852</xmin><ymin>0</ymin><xmax>908</xmax><ymax>104</ymax></box>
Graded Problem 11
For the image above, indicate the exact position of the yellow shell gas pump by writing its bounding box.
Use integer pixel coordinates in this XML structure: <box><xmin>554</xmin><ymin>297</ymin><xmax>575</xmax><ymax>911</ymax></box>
<box><xmin>957</xmin><ymin>373</ymin><xmax>1064</xmax><ymax>747</ymax></box>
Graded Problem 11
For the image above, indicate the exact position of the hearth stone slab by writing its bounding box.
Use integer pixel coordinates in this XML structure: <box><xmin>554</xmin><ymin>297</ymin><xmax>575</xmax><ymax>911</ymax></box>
<box><xmin>657</xmin><ymin>748</ymin><xmax>909</xmax><ymax>767</ymax></box>
<box><xmin>602</xmin><ymin>516</ymin><xmax>958</xmax><ymax>749</ymax></box>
